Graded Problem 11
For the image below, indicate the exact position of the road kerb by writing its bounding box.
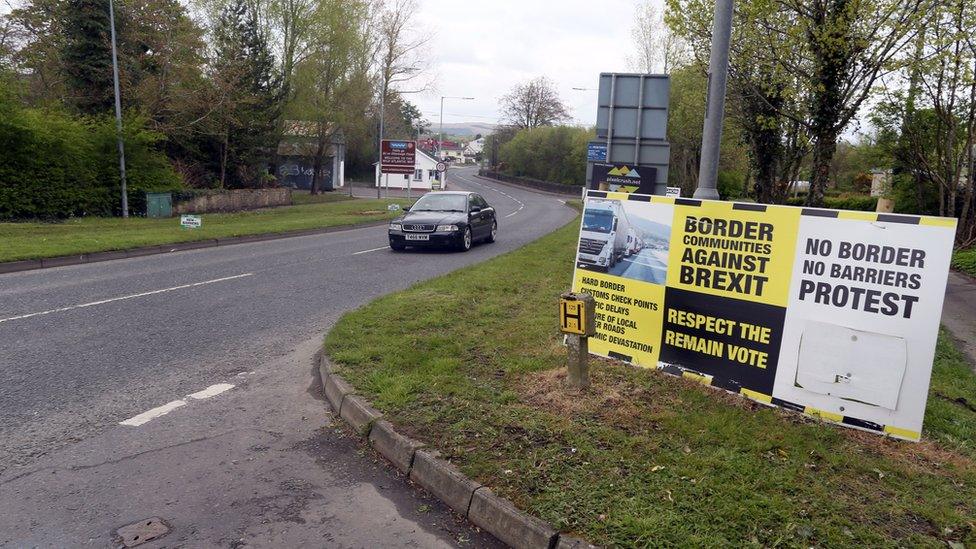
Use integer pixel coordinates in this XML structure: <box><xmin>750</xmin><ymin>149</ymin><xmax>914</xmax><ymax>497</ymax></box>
<box><xmin>323</xmin><ymin>374</ymin><xmax>355</xmax><ymax>415</ymax></box>
<box><xmin>368</xmin><ymin>419</ymin><xmax>425</xmax><ymax>473</ymax></box>
<box><xmin>317</xmin><ymin>353</ymin><xmax>587</xmax><ymax>548</ymax></box>
<box><xmin>408</xmin><ymin>450</ymin><xmax>482</xmax><ymax>517</ymax></box>
<box><xmin>0</xmin><ymin>259</ymin><xmax>42</xmax><ymax>274</ymax></box>
<box><xmin>338</xmin><ymin>394</ymin><xmax>382</xmax><ymax>436</ymax></box>
<box><xmin>468</xmin><ymin>487</ymin><xmax>559</xmax><ymax>549</ymax></box>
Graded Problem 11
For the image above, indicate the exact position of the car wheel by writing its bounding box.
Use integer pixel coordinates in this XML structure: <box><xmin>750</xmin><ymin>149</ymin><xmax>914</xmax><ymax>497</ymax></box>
<box><xmin>486</xmin><ymin>220</ymin><xmax>497</xmax><ymax>243</ymax></box>
<box><xmin>458</xmin><ymin>227</ymin><xmax>472</xmax><ymax>252</ymax></box>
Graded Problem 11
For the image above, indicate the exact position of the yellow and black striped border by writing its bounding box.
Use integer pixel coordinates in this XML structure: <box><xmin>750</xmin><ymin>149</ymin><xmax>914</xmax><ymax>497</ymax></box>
<box><xmin>582</xmin><ymin>190</ymin><xmax>956</xmax><ymax>228</ymax></box>
<box><xmin>657</xmin><ymin>363</ymin><xmax>921</xmax><ymax>442</ymax></box>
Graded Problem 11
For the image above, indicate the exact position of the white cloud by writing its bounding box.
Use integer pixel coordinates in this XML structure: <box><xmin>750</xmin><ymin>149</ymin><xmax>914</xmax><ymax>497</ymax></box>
<box><xmin>406</xmin><ymin>0</ymin><xmax>648</xmax><ymax>128</ymax></box>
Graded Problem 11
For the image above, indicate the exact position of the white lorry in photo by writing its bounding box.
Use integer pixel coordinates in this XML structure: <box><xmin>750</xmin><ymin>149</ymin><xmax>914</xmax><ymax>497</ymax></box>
<box><xmin>577</xmin><ymin>199</ymin><xmax>631</xmax><ymax>271</ymax></box>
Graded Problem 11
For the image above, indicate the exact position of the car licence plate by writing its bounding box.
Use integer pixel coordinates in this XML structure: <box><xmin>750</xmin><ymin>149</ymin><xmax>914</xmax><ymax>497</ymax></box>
<box><xmin>405</xmin><ymin>234</ymin><xmax>429</xmax><ymax>241</ymax></box>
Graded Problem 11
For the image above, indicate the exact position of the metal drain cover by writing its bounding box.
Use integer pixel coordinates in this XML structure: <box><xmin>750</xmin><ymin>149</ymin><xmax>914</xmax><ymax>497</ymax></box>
<box><xmin>116</xmin><ymin>517</ymin><xmax>169</xmax><ymax>547</ymax></box>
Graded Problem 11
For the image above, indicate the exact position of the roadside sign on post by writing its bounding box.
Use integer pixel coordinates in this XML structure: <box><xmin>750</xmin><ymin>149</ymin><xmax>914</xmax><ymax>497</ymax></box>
<box><xmin>587</xmin><ymin>142</ymin><xmax>607</xmax><ymax>162</ymax></box>
<box><xmin>560</xmin><ymin>292</ymin><xmax>596</xmax><ymax>336</ymax></box>
<box><xmin>381</xmin><ymin>140</ymin><xmax>416</xmax><ymax>174</ymax></box>
<box><xmin>560</xmin><ymin>292</ymin><xmax>596</xmax><ymax>388</ymax></box>
<box><xmin>585</xmin><ymin>73</ymin><xmax>672</xmax><ymax>195</ymax></box>
<box><xmin>180</xmin><ymin>215</ymin><xmax>201</xmax><ymax>229</ymax></box>
<box><xmin>435</xmin><ymin>161</ymin><xmax>447</xmax><ymax>172</ymax></box>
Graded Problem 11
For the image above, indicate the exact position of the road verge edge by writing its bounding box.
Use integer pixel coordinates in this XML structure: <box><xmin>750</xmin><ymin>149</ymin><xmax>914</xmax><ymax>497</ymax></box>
<box><xmin>0</xmin><ymin>220</ymin><xmax>392</xmax><ymax>274</ymax></box>
<box><xmin>317</xmin><ymin>353</ymin><xmax>587</xmax><ymax>549</ymax></box>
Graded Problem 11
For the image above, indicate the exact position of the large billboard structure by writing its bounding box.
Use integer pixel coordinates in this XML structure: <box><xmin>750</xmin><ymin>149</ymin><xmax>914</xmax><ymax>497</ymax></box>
<box><xmin>586</xmin><ymin>73</ymin><xmax>672</xmax><ymax>195</ymax></box>
<box><xmin>571</xmin><ymin>189</ymin><xmax>956</xmax><ymax>441</ymax></box>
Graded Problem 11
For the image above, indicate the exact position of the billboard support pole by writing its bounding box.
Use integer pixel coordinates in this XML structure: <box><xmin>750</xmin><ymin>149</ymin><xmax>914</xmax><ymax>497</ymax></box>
<box><xmin>694</xmin><ymin>0</ymin><xmax>734</xmax><ymax>200</ymax></box>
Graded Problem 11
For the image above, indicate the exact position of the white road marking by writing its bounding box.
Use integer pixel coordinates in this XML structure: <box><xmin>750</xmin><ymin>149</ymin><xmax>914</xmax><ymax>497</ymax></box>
<box><xmin>187</xmin><ymin>383</ymin><xmax>235</xmax><ymax>400</ymax></box>
<box><xmin>0</xmin><ymin>273</ymin><xmax>253</xmax><ymax>324</ymax></box>
<box><xmin>352</xmin><ymin>246</ymin><xmax>390</xmax><ymax>255</ymax></box>
<box><xmin>119</xmin><ymin>400</ymin><xmax>187</xmax><ymax>426</ymax></box>
<box><xmin>454</xmin><ymin>173</ymin><xmax>526</xmax><ymax>219</ymax></box>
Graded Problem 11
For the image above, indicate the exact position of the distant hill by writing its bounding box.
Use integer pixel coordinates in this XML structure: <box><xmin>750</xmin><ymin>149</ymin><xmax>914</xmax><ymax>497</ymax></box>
<box><xmin>433</xmin><ymin>122</ymin><xmax>498</xmax><ymax>137</ymax></box>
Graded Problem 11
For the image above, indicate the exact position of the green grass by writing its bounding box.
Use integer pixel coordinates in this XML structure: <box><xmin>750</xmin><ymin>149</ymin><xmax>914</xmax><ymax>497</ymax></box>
<box><xmin>326</xmin><ymin>215</ymin><xmax>976</xmax><ymax>548</ymax></box>
<box><xmin>290</xmin><ymin>190</ymin><xmax>356</xmax><ymax>205</ymax></box>
<box><xmin>0</xmin><ymin>197</ymin><xmax>410</xmax><ymax>263</ymax></box>
<box><xmin>954</xmin><ymin>248</ymin><xmax>976</xmax><ymax>278</ymax></box>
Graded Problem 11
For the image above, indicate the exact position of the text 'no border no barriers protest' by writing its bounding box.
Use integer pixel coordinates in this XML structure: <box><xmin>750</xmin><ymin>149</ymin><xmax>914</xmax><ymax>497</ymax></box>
<box><xmin>571</xmin><ymin>190</ymin><xmax>957</xmax><ymax>441</ymax></box>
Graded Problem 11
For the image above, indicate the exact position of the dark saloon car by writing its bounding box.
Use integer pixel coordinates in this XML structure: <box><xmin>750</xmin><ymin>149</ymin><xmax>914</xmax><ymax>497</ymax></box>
<box><xmin>389</xmin><ymin>191</ymin><xmax>497</xmax><ymax>252</ymax></box>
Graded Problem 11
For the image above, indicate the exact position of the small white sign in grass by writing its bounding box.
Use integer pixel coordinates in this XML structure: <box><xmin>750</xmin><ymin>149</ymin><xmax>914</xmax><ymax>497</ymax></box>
<box><xmin>180</xmin><ymin>215</ymin><xmax>202</xmax><ymax>229</ymax></box>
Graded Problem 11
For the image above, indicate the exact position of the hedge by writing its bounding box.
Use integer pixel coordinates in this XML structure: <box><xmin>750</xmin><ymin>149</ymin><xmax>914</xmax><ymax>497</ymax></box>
<box><xmin>0</xmin><ymin>94</ymin><xmax>181</xmax><ymax>220</ymax></box>
<box><xmin>784</xmin><ymin>194</ymin><xmax>878</xmax><ymax>211</ymax></box>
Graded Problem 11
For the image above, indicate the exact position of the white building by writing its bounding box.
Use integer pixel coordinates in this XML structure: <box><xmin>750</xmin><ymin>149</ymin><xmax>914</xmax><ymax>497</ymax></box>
<box><xmin>463</xmin><ymin>137</ymin><xmax>485</xmax><ymax>162</ymax></box>
<box><xmin>374</xmin><ymin>148</ymin><xmax>443</xmax><ymax>191</ymax></box>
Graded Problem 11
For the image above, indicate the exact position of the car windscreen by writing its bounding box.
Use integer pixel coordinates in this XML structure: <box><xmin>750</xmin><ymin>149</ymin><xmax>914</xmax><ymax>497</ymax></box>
<box><xmin>410</xmin><ymin>194</ymin><xmax>467</xmax><ymax>212</ymax></box>
<box><xmin>582</xmin><ymin>209</ymin><xmax>614</xmax><ymax>233</ymax></box>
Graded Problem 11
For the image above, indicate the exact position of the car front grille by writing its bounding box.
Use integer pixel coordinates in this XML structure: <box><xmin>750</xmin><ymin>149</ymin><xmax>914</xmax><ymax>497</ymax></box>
<box><xmin>578</xmin><ymin>237</ymin><xmax>606</xmax><ymax>255</ymax></box>
<box><xmin>403</xmin><ymin>224</ymin><xmax>436</xmax><ymax>232</ymax></box>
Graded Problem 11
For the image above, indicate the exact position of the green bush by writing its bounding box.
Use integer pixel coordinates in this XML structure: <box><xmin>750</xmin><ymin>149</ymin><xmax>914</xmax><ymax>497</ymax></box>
<box><xmin>784</xmin><ymin>193</ymin><xmax>878</xmax><ymax>211</ymax></box>
<box><xmin>0</xmin><ymin>94</ymin><xmax>181</xmax><ymax>219</ymax></box>
<box><xmin>498</xmin><ymin>126</ymin><xmax>592</xmax><ymax>185</ymax></box>
<box><xmin>717</xmin><ymin>170</ymin><xmax>746</xmax><ymax>200</ymax></box>
<box><xmin>953</xmin><ymin>248</ymin><xmax>976</xmax><ymax>278</ymax></box>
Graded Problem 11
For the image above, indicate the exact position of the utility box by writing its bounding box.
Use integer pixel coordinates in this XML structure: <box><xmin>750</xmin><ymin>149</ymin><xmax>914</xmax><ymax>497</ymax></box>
<box><xmin>146</xmin><ymin>192</ymin><xmax>173</xmax><ymax>218</ymax></box>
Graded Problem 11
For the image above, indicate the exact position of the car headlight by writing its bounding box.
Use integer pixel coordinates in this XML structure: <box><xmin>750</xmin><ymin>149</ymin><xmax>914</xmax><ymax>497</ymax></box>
<box><xmin>389</xmin><ymin>223</ymin><xmax>402</xmax><ymax>231</ymax></box>
<box><xmin>436</xmin><ymin>224</ymin><xmax>458</xmax><ymax>232</ymax></box>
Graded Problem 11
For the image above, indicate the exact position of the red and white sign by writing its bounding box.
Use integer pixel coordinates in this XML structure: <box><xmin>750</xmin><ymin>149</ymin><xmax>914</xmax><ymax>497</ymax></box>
<box><xmin>381</xmin><ymin>140</ymin><xmax>416</xmax><ymax>174</ymax></box>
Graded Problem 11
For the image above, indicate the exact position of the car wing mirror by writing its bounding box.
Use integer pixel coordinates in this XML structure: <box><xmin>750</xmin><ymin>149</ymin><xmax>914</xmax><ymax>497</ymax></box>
<box><xmin>403</xmin><ymin>206</ymin><xmax>410</xmax><ymax>211</ymax></box>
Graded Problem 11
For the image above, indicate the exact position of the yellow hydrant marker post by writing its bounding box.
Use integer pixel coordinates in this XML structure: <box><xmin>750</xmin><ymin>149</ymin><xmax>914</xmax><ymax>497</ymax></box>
<box><xmin>560</xmin><ymin>292</ymin><xmax>596</xmax><ymax>388</ymax></box>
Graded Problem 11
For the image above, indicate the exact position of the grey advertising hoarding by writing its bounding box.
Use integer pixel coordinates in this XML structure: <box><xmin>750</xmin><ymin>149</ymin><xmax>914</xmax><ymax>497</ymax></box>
<box><xmin>587</xmin><ymin>73</ymin><xmax>672</xmax><ymax>194</ymax></box>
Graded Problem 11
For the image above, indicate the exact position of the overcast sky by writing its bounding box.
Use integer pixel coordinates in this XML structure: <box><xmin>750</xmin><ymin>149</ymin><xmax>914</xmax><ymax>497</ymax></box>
<box><xmin>409</xmin><ymin>0</ymin><xmax>647</xmax><ymax>128</ymax></box>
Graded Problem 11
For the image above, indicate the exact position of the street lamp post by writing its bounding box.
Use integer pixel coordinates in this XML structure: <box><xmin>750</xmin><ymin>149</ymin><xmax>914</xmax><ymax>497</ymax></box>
<box><xmin>108</xmin><ymin>0</ymin><xmax>128</xmax><ymax>218</ymax></box>
<box><xmin>439</xmin><ymin>96</ymin><xmax>474</xmax><ymax>188</ymax></box>
<box><xmin>695</xmin><ymin>0</ymin><xmax>734</xmax><ymax>200</ymax></box>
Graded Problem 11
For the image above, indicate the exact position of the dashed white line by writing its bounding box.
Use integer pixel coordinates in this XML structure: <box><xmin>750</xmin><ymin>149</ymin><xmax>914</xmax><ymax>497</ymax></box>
<box><xmin>120</xmin><ymin>382</ymin><xmax>238</xmax><ymax>427</ymax></box>
<box><xmin>119</xmin><ymin>400</ymin><xmax>187</xmax><ymax>426</ymax></box>
<box><xmin>187</xmin><ymin>383</ymin><xmax>235</xmax><ymax>400</ymax></box>
<box><xmin>0</xmin><ymin>273</ymin><xmax>254</xmax><ymax>324</ymax></box>
<box><xmin>352</xmin><ymin>246</ymin><xmax>390</xmax><ymax>255</ymax></box>
<box><xmin>455</xmin><ymin>173</ymin><xmax>526</xmax><ymax>219</ymax></box>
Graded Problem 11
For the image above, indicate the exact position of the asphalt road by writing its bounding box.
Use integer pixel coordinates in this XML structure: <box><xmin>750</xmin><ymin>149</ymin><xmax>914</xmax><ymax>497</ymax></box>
<box><xmin>607</xmin><ymin>247</ymin><xmax>669</xmax><ymax>284</ymax></box>
<box><xmin>0</xmin><ymin>166</ymin><xmax>576</xmax><ymax>547</ymax></box>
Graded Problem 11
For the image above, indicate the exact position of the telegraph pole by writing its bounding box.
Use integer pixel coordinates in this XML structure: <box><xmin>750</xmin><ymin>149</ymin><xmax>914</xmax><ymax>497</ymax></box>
<box><xmin>108</xmin><ymin>0</ymin><xmax>128</xmax><ymax>217</ymax></box>
<box><xmin>694</xmin><ymin>0</ymin><xmax>734</xmax><ymax>200</ymax></box>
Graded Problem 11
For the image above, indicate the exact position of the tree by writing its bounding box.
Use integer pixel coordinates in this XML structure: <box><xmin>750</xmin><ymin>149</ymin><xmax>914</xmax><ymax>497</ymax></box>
<box><xmin>669</xmin><ymin>0</ymin><xmax>927</xmax><ymax>206</ymax></box>
<box><xmin>498</xmin><ymin>126</ymin><xmax>592</xmax><ymax>185</ymax></box>
<box><xmin>499</xmin><ymin>77</ymin><xmax>569</xmax><ymax>129</ymax></box>
<box><xmin>208</xmin><ymin>0</ymin><xmax>283</xmax><ymax>187</ymax></box>
<box><xmin>874</xmin><ymin>0</ymin><xmax>976</xmax><ymax>243</ymax></box>
<box><xmin>288</xmin><ymin>0</ymin><xmax>370</xmax><ymax>193</ymax></box>
<box><xmin>628</xmin><ymin>0</ymin><xmax>687</xmax><ymax>73</ymax></box>
<box><xmin>61</xmin><ymin>0</ymin><xmax>114</xmax><ymax>114</ymax></box>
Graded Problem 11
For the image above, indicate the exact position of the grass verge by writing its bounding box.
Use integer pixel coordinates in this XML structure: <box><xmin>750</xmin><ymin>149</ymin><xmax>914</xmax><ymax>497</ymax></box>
<box><xmin>327</xmin><ymin>215</ymin><xmax>976</xmax><ymax>547</ymax></box>
<box><xmin>0</xmin><ymin>197</ymin><xmax>410</xmax><ymax>263</ymax></box>
<box><xmin>954</xmin><ymin>248</ymin><xmax>976</xmax><ymax>278</ymax></box>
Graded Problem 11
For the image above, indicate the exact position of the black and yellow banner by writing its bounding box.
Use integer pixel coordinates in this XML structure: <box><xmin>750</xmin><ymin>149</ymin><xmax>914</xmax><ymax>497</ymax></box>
<box><xmin>571</xmin><ymin>190</ymin><xmax>957</xmax><ymax>442</ymax></box>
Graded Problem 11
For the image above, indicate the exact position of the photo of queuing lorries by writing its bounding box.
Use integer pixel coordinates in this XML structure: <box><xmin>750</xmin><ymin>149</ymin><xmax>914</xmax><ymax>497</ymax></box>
<box><xmin>576</xmin><ymin>198</ymin><xmax>671</xmax><ymax>285</ymax></box>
